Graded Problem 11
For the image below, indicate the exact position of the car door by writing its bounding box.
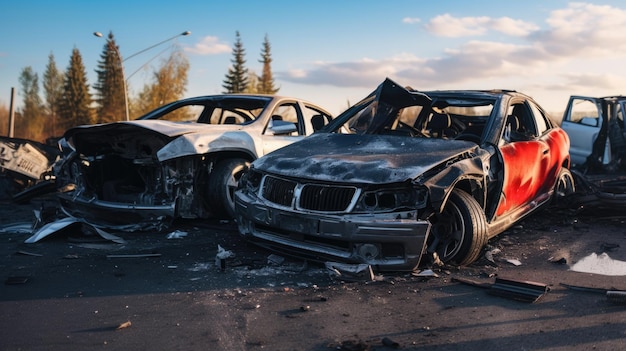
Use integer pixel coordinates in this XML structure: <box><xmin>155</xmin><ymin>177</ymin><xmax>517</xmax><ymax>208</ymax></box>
<box><xmin>560</xmin><ymin>96</ymin><xmax>603</xmax><ymax>167</ymax></box>
<box><xmin>261</xmin><ymin>102</ymin><xmax>306</xmax><ymax>156</ymax></box>
<box><xmin>495</xmin><ymin>101</ymin><xmax>554</xmax><ymax>216</ymax></box>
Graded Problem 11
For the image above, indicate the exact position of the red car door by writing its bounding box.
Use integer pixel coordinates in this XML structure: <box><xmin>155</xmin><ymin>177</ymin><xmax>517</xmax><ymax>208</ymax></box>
<box><xmin>497</xmin><ymin>139</ymin><xmax>549</xmax><ymax>216</ymax></box>
<box><xmin>495</xmin><ymin>102</ymin><xmax>561</xmax><ymax>216</ymax></box>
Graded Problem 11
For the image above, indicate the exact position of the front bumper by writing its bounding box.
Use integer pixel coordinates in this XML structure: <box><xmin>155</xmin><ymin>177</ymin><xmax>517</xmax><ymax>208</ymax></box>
<box><xmin>57</xmin><ymin>192</ymin><xmax>176</xmax><ymax>231</ymax></box>
<box><xmin>235</xmin><ymin>191</ymin><xmax>431</xmax><ymax>271</ymax></box>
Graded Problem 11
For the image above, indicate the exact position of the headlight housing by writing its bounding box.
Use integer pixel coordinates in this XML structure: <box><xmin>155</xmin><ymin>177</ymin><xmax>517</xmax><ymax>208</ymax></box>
<box><xmin>353</xmin><ymin>185</ymin><xmax>428</xmax><ymax>212</ymax></box>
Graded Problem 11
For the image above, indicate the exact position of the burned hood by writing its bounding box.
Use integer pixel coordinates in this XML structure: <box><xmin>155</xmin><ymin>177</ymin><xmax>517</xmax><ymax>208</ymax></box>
<box><xmin>253</xmin><ymin>133</ymin><xmax>478</xmax><ymax>184</ymax></box>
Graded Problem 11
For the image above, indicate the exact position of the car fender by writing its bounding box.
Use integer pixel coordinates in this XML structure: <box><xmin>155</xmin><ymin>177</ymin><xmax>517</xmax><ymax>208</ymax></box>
<box><xmin>421</xmin><ymin>157</ymin><xmax>486</xmax><ymax>214</ymax></box>
<box><xmin>157</xmin><ymin>131</ymin><xmax>259</xmax><ymax>161</ymax></box>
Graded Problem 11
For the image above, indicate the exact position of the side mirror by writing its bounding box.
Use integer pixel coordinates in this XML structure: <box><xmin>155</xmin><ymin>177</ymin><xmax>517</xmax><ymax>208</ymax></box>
<box><xmin>269</xmin><ymin>120</ymin><xmax>297</xmax><ymax>135</ymax></box>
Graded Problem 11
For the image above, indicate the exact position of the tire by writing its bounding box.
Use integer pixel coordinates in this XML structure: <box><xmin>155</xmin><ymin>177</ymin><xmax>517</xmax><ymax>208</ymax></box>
<box><xmin>552</xmin><ymin>167</ymin><xmax>576</xmax><ymax>205</ymax></box>
<box><xmin>427</xmin><ymin>189</ymin><xmax>488</xmax><ymax>266</ymax></box>
<box><xmin>207</xmin><ymin>158</ymin><xmax>250</xmax><ymax>219</ymax></box>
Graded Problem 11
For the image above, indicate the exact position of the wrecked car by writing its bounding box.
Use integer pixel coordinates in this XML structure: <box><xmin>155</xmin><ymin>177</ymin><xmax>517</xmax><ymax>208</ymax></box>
<box><xmin>0</xmin><ymin>136</ymin><xmax>60</xmax><ymax>201</ymax></box>
<box><xmin>54</xmin><ymin>94</ymin><xmax>333</xmax><ymax>230</ymax></box>
<box><xmin>235</xmin><ymin>78</ymin><xmax>574</xmax><ymax>271</ymax></box>
<box><xmin>560</xmin><ymin>95</ymin><xmax>626</xmax><ymax>172</ymax></box>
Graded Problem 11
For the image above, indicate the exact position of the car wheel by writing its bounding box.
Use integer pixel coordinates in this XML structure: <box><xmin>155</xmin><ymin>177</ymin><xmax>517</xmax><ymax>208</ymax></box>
<box><xmin>428</xmin><ymin>189</ymin><xmax>488</xmax><ymax>266</ymax></box>
<box><xmin>552</xmin><ymin>167</ymin><xmax>576</xmax><ymax>203</ymax></box>
<box><xmin>208</xmin><ymin>158</ymin><xmax>250</xmax><ymax>218</ymax></box>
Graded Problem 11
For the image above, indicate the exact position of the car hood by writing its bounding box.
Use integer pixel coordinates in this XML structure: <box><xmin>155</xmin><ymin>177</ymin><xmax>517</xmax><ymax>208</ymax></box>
<box><xmin>63</xmin><ymin>120</ymin><xmax>257</xmax><ymax>159</ymax></box>
<box><xmin>64</xmin><ymin>120</ymin><xmax>245</xmax><ymax>139</ymax></box>
<box><xmin>253</xmin><ymin>133</ymin><xmax>478</xmax><ymax>184</ymax></box>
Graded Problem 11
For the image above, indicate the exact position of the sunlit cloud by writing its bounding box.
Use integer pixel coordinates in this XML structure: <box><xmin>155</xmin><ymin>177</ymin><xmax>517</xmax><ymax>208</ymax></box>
<box><xmin>559</xmin><ymin>72</ymin><xmax>622</xmax><ymax>90</ymax></box>
<box><xmin>184</xmin><ymin>36</ymin><xmax>231</xmax><ymax>55</ymax></box>
<box><xmin>532</xmin><ymin>2</ymin><xmax>626</xmax><ymax>57</ymax></box>
<box><xmin>424</xmin><ymin>14</ymin><xmax>539</xmax><ymax>37</ymax></box>
<box><xmin>280</xmin><ymin>2</ymin><xmax>626</xmax><ymax>97</ymax></box>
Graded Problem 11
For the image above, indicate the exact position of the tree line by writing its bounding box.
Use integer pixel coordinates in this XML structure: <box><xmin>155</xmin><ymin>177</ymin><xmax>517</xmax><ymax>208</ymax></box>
<box><xmin>0</xmin><ymin>31</ymin><xmax>278</xmax><ymax>144</ymax></box>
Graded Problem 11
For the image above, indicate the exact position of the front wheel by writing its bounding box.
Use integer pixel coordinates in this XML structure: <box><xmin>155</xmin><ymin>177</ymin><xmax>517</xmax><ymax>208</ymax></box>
<box><xmin>427</xmin><ymin>189</ymin><xmax>488</xmax><ymax>266</ymax></box>
<box><xmin>207</xmin><ymin>158</ymin><xmax>250</xmax><ymax>219</ymax></box>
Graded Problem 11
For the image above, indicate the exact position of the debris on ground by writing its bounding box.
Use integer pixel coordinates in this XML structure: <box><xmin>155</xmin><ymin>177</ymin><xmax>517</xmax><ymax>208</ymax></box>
<box><xmin>215</xmin><ymin>245</ymin><xmax>235</xmax><ymax>271</ymax></box>
<box><xmin>452</xmin><ymin>276</ymin><xmax>549</xmax><ymax>303</ymax></box>
<box><xmin>560</xmin><ymin>282</ymin><xmax>626</xmax><ymax>304</ymax></box>
<box><xmin>570</xmin><ymin>252</ymin><xmax>626</xmax><ymax>276</ymax></box>
<box><xmin>506</xmin><ymin>258</ymin><xmax>522</xmax><ymax>266</ymax></box>
<box><xmin>116</xmin><ymin>320</ymin><xmax>132</xmax><ymax>330</ymax></box>
<box><xmin>411</xmin><ymin>269</ymin><xmax>439</xmax><ymax>278</ymax></box>
<box><xmin>326</xmin><ymin>262</ymin><xmax>375</xmax><ymax>282</ymax></box>
<box><xmin>166</xmin><ymin>230</ymin><xmax>188</xmax><ymax>239</ymax></box>
<box><xmin>23</xmin><ymin>217</ymin><xmax>125</xmax><ymax>244</ymax></box>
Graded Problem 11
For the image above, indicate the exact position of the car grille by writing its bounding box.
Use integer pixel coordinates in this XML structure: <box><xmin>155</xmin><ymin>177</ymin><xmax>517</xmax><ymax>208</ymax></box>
<box><xmin>262</xmin><ymin>176</ymin><xmax>296</xmax><ymax>207</ymax></box>
<box><xmin>261</xmin><ymin>175</ymin><xmax>357</xmax><ymax>212</ymax></box>
<box><xmin>299</xmin><ymin>184</ymin><xmax>355</xmax><ymax>211</ymax></box>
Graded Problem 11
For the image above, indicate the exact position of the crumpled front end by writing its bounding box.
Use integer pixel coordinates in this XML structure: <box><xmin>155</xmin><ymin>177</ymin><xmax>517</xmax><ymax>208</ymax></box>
<box><xmin>55</xmin><ymin>124</ymin><xmax>211</xmax><ymax>230</ymax></box>
<box><xmin>235</xmin><ymin>170</ymin><xmax>432</xmax><ymax>271</ymax></box>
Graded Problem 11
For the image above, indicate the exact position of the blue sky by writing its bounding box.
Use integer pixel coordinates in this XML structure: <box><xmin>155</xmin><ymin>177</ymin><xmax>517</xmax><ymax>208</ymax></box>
<box><xmin>2</xmin><ymin>0</ymin><xmax>626</xmax><ymax>117</ymax></box>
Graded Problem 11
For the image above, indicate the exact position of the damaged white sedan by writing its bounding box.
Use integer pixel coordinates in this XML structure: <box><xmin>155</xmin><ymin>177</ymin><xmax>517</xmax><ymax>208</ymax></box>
<box><xmin>54</xmin><ymin>94</ymin><xmax>333</xmax><ymax>230</ymax></box>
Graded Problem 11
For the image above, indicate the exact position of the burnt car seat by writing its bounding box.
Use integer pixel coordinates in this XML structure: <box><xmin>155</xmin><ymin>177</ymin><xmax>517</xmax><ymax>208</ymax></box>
<box><xmin>504</xmin><ymin>114</ymin><xmax>520</xmax><ymax>142</ymax></box>
<box><xmin>426</xmin><ymin>112</ymin><xmax>452</xmax><ymax>138</ymax></box>
<box><xmin>311</xmin><ymin>114</ymin><xmax>326</xmax><ymax>131</ymax></box>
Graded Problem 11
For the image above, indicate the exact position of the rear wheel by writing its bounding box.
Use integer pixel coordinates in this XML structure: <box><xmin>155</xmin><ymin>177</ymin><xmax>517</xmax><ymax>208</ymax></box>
<box><xmin>207</xmin><ymin>158</ymin><xmax>250</xmax><ymax>218</ymax></box>
<box><xmin>427</xmin><ymin>189</ymin><xmax>488</xmax><ymax>266</ymax></box>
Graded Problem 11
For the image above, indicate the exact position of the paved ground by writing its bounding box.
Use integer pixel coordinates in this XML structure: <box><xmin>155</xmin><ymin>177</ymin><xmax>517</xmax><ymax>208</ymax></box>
<box><xmin>1</xmin><ymin>194</ymin><xmax>626</xmax><ymax>350</ymax></box>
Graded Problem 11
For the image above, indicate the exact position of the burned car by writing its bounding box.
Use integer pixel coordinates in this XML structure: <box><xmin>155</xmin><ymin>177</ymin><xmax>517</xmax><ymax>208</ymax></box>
<box><xmin>55</xmin><ymin>94</ymin><xmax>333</xmax><ymax>230</ymax></box>
<box><xmin>0</xmin><ymin>136</ymin><xmax>60</xmax><ymax>201</ymax></box>
<box><xmin>235</xmin><ymin>79</ymin><xmax>574</xmax><ymax>271</ymax></box>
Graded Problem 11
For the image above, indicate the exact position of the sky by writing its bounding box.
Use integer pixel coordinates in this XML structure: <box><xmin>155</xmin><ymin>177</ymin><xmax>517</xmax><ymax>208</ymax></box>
<box><xmin>2</xmin><ymin>0</ymin><xmax>626</xmax><ymax>118</ymax></box>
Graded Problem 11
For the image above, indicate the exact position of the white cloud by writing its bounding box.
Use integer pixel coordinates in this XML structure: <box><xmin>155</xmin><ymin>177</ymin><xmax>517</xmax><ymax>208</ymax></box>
<box><xmin>533</xmin><ymin>2</ymin><xmax>626</xmax><ymax>57</ymax></box>
<box><xmin>402</xmin><ymin>17</ymin><xmax>421</xmax><ymax>24</ymax></box>
<box><xmin>425</xmin><ymin>14</ymin><xmax>490</xmax><ymax>37</ymax></box>
<box><xmin>559</xmin><ymin>72</ymin><xmax>622</xmax><ymax>90</ymax></box>
<box><xmin>184</xmin><ymin>36</ymin><xmax>231</xmax><ymax>55</ymax></box>
<box><xmin>424</xmin><ymin>13</ymin><xmax>538</xmax><ymax>37</ymax></box>
<box><xmin>279</xmin><ymin>55</ymin><xmax>429</xmax><ymax>88</ymax></box>
<box><xmin>490</xmin><ymin>17</ymin><xmax>540</xmax><ymax>37</ymax></box>
<box><xmin>283</xmin><ymin>3</ymin><xmax>626</xmax><ymax>94</ymax></box>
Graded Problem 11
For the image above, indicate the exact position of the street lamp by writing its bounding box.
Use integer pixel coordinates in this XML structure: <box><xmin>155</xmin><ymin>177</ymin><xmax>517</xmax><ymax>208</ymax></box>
<box><xmin>93</xmin><ymin>30</ymin><xmax>191</xmax><ymax>121</ymax></box>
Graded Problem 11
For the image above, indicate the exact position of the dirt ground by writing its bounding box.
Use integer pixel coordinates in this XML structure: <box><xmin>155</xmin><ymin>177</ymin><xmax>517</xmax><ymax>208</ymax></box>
<box><xmin>1</xmin><ymin>194</ymin><xmax>626</xmax><ymax>350</ymax></box>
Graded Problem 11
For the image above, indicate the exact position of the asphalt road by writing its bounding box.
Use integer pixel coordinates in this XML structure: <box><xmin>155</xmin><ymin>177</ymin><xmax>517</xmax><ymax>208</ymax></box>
<box><xmin>1</xmin><ymin>195</ymin><xmax>626</xmax><ymax>350</ymax></box>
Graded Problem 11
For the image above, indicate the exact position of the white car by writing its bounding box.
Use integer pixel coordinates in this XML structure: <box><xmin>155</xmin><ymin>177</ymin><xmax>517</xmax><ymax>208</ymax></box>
<box><xmin>55</xmin><ymin>94</ymin><xmax>333</xmax><ymax>230</ymax></box>
<box><xmin>560</xmin><ymin>95</ymin><xmax>626</xmax><ymax>171</ymax></box>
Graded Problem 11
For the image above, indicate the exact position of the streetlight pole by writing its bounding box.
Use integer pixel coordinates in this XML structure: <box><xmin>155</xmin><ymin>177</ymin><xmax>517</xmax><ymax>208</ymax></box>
<box><xmin>93</xmin><ymin>31</ymin><xmax>191</xmax><ymax>121</ymax></box>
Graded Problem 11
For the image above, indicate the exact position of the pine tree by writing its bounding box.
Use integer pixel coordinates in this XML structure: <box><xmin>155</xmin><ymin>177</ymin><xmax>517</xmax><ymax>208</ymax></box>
<box><xmin>93</xmin><ymin>32</ymin><xmax>126</xmax><ymax>123</ymax></box>
<box><xmin>244</xmin><ymin>70</ymin><xmax>259</xmax><ymax>94</ymax></box>
<box><xmin>134</xmin><ymin>48</ymin><xmax>190</xmax><ymax>117</ymax></box>
<box><xmin>43</xmin><ymin>53</ymin><xmax>65</xmax><ymax>138</ymax></box>
<box><xmin>257</xmin><ymin>34</ymin><xmax>279</xmax><ymax>94</ymax></box>
<box><xmin>222</xmin><ymin>31</ymin><xmax>248</xmax><ymax>93</ymax></box>
<box><xmin>59</xmin><ymin>48</ymin><xmax>92</xmax><ymax>130</ymax></box>
<box><xmin>17</xmin><ymin>66</ymin><xmax>44</xmax><ymax>140</ymax></box>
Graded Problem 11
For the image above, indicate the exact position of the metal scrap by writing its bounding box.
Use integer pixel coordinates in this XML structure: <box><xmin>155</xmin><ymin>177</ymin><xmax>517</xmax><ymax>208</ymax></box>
<box><xmin>325</xmin><ymin>262</ymin><xmax>375</xmax><ymax>282</ymax></box>
<box><xmin>560</xmin><ymin>283</ymin><xmax>626</xmax><ymax>304</ymax></box>
<box><xmin>452</xmin><ymin>276</ymin><xmax>549</xmax><ymax>303</ymax></box>
<box><xmin>24</xmin><ymin>217</ymin><xmax>125</xmax><ymax>244</ymax></box>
